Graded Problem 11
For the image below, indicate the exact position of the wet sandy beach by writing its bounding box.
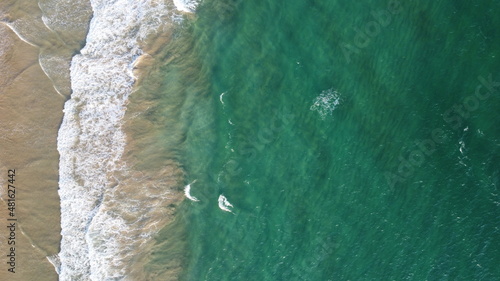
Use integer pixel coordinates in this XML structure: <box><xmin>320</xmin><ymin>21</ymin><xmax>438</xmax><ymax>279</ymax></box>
<box><xmin>0</xmin><ymin>23</ymin><xmax>62</xmax><ymax>281</ymax></box>
<box><xmin>0</xmin><ymin>0</ymin><xmax>92</xmax><ymax>278</ymax></box>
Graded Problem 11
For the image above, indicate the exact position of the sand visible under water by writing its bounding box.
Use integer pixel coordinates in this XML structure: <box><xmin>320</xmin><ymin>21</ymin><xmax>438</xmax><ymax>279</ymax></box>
<box><xmin>0</xmin><ymin>0</ymin><xmax>93</xmax><ymax>278</ymax></box>
<box><xmin>1</xmin><ymin>0</ymin><xmax>193</xmax><ymax>279</ymax></box>
<box><xmin>0</xmin><ymin>23</ymin><xmax>63</xmax><ymax>281</ymax></box>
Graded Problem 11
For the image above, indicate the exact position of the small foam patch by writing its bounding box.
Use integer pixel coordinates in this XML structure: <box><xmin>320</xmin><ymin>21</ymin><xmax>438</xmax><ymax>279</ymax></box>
<box><xmin>310</xmin><ymin>88</ymin><xmax>341</xmax><ymax>120</ymax></box>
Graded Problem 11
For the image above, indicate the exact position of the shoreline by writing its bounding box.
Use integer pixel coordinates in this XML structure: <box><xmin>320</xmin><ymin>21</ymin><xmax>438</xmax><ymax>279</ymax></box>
<box><xmin>57</xmin><ymin>1</ymin><xmax>195</xmax><ymax>279</ymax></box>
<box><xmin>0</xmin><ymin>23</ymin><xmax>64</xmax><ymax>281</ymax></box>
<box><xmin>1</xmin><ymin>0</ymin><xmax>198</xmax><ymax>279</ymax></box>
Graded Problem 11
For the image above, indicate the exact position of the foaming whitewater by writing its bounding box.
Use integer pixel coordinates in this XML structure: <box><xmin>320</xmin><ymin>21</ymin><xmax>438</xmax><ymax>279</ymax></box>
<box><xmin>310</xmin><ymin>88</ymin><xmax>341</xmax><ymax>120</ymax></box>
<box><xmin>218</xmin><ymin>194</ymin><xmax>234</xmax><ymax>213</ymax></box>
<box><xmin>57</xmin><ymin>0</ymin><xmax>174</xmax><ymax>280</ymax></box>
<box><xmin>184</xmin><ymin>180</ymin><xmax>200</xmax><ymax>202</ymax></box>
<box><xmin>173</xmin><ymin>0</ymin><xmax>199</xmax><ymax>13</ymax></box>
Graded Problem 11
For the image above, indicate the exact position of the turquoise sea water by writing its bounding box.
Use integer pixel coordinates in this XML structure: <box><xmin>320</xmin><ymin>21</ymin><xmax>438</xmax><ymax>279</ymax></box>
<box><xmin>151</xmin><ymin>0</ymin><xmax>499</xmax><ymax>280</ymax></box>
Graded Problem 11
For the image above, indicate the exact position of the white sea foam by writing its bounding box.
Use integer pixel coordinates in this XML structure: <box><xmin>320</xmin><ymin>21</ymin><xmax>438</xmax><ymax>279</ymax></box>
<box><xmin>459</xmin><ymin>140</ymin><xmax>465</xmax><ymax>154</ymax></box>
<box><xmin>57</xmin><ymin>0</ymin><xmax>171</xmax><ymax>280</ymax></box>
<box><xmin>218</xmin><ymin>194</ymin><xmax>234</xmax><ymax>213</ymax></box>
<box><xmin>184</xmin><ymin>180</ymin><xmax>200</xmax><ymax>202</ymax></box>
<box><xmin>2</xmin><ymin>19</ymin><xmax>47</xmax><ymax>47</ymax></box>
<box><xmin>173</xmin><ymin>0</ymin><xmax>199</xmax><ymax>13</ymax></box>
<box><xmin>310</xmin><ymin>88</ymin><xmax>341</xmax><ymax>120</ymax></box>
<box><xmin>219</xmin><ymin>91</ymin><xmax>226</xmax><ymax>105</ymax></box>
<box><xmin>47</xmin><ymin>254</ymin><xmax>61</xmax><ymax>274</ymax></box>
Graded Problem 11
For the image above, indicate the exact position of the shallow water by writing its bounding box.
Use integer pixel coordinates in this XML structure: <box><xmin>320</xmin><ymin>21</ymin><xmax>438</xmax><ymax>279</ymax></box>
<box><xmin>0</xmin><ymin>17</ymin><xmax>66</xmax><ymax>281</ymax></box>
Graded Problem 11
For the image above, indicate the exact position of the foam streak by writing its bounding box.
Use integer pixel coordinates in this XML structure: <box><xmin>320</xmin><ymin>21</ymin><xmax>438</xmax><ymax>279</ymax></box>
<box><xmin>57</xmin><ymin>0</ymin><xmax>170</xmax><ymax>280</ymax></box>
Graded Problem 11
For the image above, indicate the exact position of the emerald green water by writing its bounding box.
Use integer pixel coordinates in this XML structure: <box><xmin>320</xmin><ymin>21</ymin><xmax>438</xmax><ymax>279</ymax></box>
<box><xmin>157</xmin><ymin>0</ymin><xmax>499</xmax><ymax>280</ymax></box>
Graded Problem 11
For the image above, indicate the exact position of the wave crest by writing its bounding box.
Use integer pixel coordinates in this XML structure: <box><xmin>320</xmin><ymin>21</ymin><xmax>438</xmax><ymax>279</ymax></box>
<box><xmin>57</xmin><ymin>0</ymin><xmax>174</xmax><ymax>280</ymax></box>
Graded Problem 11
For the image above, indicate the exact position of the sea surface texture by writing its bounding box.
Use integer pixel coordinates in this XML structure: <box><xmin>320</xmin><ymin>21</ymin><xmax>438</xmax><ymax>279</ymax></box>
<box><xmin>2</xmin><ymin>0</ymin><xmax>498</xmax><ymax>280</ymax></box>
<box><xmin>175</xmin><ymin>0</ymin><xmax>500</xmax><ymax>280</ymax></box>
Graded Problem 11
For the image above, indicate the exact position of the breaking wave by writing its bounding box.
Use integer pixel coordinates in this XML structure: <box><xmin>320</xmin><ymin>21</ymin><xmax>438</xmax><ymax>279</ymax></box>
<box><xmin>57</xmin><ymin>0</ymin><xmax>178</xmax><ymax>280</ymax></box>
